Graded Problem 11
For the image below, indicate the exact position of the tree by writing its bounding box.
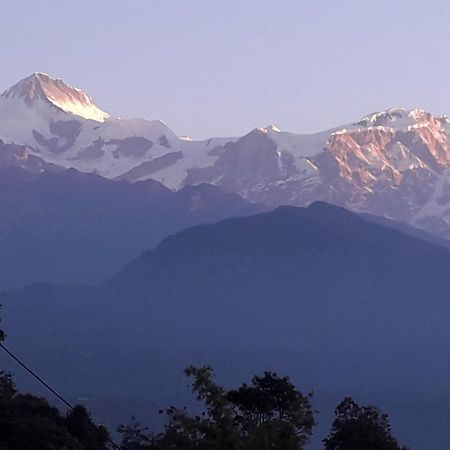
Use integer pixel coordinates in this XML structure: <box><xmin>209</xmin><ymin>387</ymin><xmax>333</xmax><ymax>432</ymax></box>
<box><xmin>0</xmin><ymin>388</ymin><xmax>83</xmax><ymax>450</ymax></box>
<box><xmin>0</xmin><ymin>370</ymin><xmax>16</xmax><ymax>401</ymax></box>
<box><xmin>119</xmin><ymin>365</ymin><xmax>315</xmax><ymax>450</ymax></box>
<box><xmin>117</xmin><ymin>416</ymin><xmax>154</xmax><ymax>450</ymax></box>
<box><xmin>66</xmin><ymin>404</ymin><xmax>110</xmax><ymax>449</ymax></box>
<box><xmin>0</xmin><ymin>303</ymin><xmax>6</xmax><ymax>342</ymax></box>
<box><xmin>151</xmin><ymin>365</ymin><xmax>240</xmax><ymax>450</ymax></box>
<box><xmin>228</xmin><ymin>371</ymin><xmax>315</xmax><ymax>450</ymax></box>
<box><xmin>323</xmin><ymin>397</ymin><xmax>409</xmax><ymax>450</ymax></box>
<box><xmin>0</xmin><ymin>305</ymin><xmax>110</xmax><ymax>449</ymax></box>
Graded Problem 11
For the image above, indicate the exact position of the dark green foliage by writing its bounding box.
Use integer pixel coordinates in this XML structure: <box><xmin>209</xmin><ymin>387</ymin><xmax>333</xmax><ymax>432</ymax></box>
<box><xmin>119</xmin><ymin>366</ymin><xmax>315</xmax><ymax>450</ymax></box>
<box><xmin>0</xmin><ymin>370</ymin><xmax>110</xmax><ymax>449</ymax></box>
<box><xmin>0</xmin><ymin>376</ymin><xmax>80</xmax><ymax>450</ymax></box>
<box><xmin>0</xmin><ymin>370</ymin><xmax>16</xmax><ymax>401</ymax></box>
<box><xmin>323</xmin><ymin>397</ymin><xmax>409</xmax><ymax>450</ymax></box>
<box><xmin>0</xmin><ymin>304</ymin><xmax>5</xmax><ymax>342</ymax></box>
<box><xmin>0</xmin><ymin>307</ymin><xmax>109</xmax><ymax>449</ymax></box>
<box><xmin>228</xmin><ymin>371</ymin><xmax>315</xmax><ymax>449</ymax></box>
<box><xmin>66</xmin><ymin>405</ymin><xmax>110</xmax><ymax>449</ymax></box>
<box><xmin>117</xmin><ymin>416</ymin><xmax>154</xmax><ymax>450</ymax></box>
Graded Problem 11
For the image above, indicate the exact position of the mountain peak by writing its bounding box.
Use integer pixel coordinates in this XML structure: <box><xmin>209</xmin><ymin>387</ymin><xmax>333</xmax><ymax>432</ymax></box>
<box><xmin>355</xmin><ymin>107</ymin><xmax>448</xmax><ymax>129</ymax></box>
<box><xmin>1</xmin><ymin>72</ymin><xmax>110</xmax><ymax>122</ymax></box>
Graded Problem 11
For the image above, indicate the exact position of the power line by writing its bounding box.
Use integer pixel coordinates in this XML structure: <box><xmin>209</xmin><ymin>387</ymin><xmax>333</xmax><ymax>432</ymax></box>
<box><xmin>1</xmin><ymin>342</ymin><xmax>74</xmax><ymax>410</ymax></box>
<box><xmin>0</xmin><ymin>341</ymin><xmax>120</xmax><ymax>449</ymax></box>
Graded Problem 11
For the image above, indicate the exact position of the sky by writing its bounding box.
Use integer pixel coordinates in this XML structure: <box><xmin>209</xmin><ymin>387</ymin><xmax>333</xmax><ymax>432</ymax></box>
<box><xmin>1</xmin><ymin>0</ymin><xmax>450</xmax><ymax>138</ymax></box>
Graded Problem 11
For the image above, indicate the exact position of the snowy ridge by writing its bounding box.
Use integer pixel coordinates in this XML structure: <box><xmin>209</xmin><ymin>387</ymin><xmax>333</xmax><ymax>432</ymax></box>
<box><xmin>2</xmin><ymin>73</ymin><xmax>450</xmax><ymax>239</ymax></box>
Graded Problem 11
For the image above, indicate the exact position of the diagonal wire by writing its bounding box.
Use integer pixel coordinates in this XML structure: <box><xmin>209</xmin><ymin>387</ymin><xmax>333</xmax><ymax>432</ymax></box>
<box><xmin>0</xmin><ymin>341</ymin><xmax>120</xmax><ymax>449</ymax></box>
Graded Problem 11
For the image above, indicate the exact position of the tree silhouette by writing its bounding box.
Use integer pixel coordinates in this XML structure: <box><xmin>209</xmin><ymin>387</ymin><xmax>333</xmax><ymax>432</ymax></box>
<box><xmin>117</xmin><ymin>416</ymin><xmax>153</xmax><ymax>450</ymax></box>
<box><xmin>0</xmin><ymin>304</ymin><xmax>5</xmax><ymax>342</ymax></box>
<box><xmin>323</xmin><ymin>397</ymin><xmax>409</xmax><ymax>450</ymax></box>
<box><xmin>228</xmin><ymin>371</ymin><xmax>315</xmax><ymax>449</ymax></box>
<box><xmin>119</xmin><ymin>365</ymin><xmax>315</xmax><ymax>450</ymax></box>
<box><xmin>66</xmin><ymin>404</ymin><xmax>109</xmax><ymax>449</ymax></box>
<box><xmin>0</xmin><ymin>305</ymin><xmax>109</xmax><ymax>449</ymax></box>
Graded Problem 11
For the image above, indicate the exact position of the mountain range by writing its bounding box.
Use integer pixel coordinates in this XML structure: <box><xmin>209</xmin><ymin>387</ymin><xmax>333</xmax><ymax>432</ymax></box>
<box><xmin>2</xmin><ymin>72</ymin><xmax>450</xmax><ymax>449</ymax></box>
<box><xmin>2</xmin><ymin>73</ymin><xmax>450</xmax><ymax>239</ymax></box>
<box><xmin>0</xmin><ymin>166</ymin><xmax>261</xmax><ymax>289</ymax></box>
<box><xmin>3</xmin><ymin>202</ymin><xmax>450</xmax><ymax>449</ymax></box>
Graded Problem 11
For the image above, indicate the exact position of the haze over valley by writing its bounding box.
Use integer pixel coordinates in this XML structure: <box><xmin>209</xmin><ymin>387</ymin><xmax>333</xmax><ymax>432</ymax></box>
<box><xmin>1</xmin><ymin>2</ymin><xmax>450</xmax><ymax>449</ymax></box>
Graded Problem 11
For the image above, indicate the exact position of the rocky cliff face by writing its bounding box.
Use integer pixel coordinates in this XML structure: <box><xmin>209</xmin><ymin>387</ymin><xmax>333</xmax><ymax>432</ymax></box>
<box><xmin>182</xmin><ymin>109</ymin><xmax>450</xmax><ymax>237</ymax></box>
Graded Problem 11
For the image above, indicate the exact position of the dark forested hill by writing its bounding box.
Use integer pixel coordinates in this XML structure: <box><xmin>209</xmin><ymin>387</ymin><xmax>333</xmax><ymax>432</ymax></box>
<box><xmin>3</xmin><ymin>202</ymin><xmax>450</xmax><ymax>449</ymax></box>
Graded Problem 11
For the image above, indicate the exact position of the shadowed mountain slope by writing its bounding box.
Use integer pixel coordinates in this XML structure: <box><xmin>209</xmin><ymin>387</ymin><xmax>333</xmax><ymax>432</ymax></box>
<box><xmin>3</xmin><ymin>203</ymin><xmax>450</xmax><ymax>448</ymax></box>
<box><xmin>0</xmin><ymin>166</ymin><xmax>263</xmax><ymax>288</ymax></box>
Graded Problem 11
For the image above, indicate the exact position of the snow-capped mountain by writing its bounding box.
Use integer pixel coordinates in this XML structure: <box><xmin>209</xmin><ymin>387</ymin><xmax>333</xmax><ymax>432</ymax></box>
<box><xmin>0</xmin><ymin>73</ymin><xmax>233</xmax><ymax>187</ymax></box>
<box><xmin>2</xmin><ymin>73</ymin><xmax>450</xmax><ymax>238</ymax></box>
<box><xmin>1</xmin><ymin>72</ymin><xmax>110</xmax><ymax>122</ymax></box>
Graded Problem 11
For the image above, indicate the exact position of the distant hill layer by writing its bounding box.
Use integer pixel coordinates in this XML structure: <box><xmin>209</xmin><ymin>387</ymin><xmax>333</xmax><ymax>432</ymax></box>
<box><xmin>0</xmin><ymin>166</ymin><xmax>262</xmax><ymax>288</ymax></box>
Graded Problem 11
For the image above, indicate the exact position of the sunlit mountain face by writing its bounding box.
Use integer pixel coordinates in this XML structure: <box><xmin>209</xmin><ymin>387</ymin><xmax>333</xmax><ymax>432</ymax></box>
<box><xmin>1</xmin><ymin>72</ymin><xmax>110</xmax><ymax>121</ymax></box>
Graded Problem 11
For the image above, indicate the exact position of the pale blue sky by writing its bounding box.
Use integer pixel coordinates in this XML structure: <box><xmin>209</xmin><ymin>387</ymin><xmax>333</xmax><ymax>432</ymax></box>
<box><xmin>1</xmin><ymin>0</ymin><xmax>449</xmax><ymax>138</ymax></box>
